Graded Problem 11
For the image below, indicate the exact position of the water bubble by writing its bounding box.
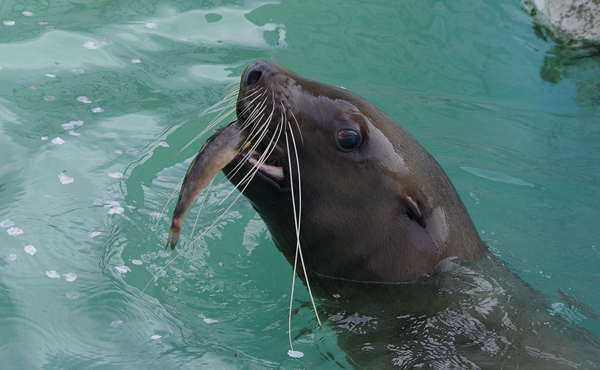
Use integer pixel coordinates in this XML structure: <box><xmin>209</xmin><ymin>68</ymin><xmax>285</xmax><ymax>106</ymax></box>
<box><xmin>7</xmin><ymin>254</ymin><xmax>17</xmax><ymax>261</ymax></box>
<box><xmin>62</xmin><ymin>273</ymin><xmax>77</xmax><ymax>282</ymax></box>
<box><xmin>287</xmin><ymin>350</ymin><xmax>304</xmax><ymax>358</ymax></box>
<box><xmin>108</xmin><ymin>172</ymin><xmax>123</xmax><ymax>179</ymax></box>
<box><xmin>45</xmin><ymin>73</ymin><xmax>56</xmax><ymax>78</ymax></box>
<box><xmin>110</xmin><ymin>320</ymin><xmax>123</xmax><ymax>328</ymax></box>
<box><xmin>66</xmin><ymin>292</ymin><xmax>80</xmax><ymax>299</ymax></box>
<box><xmin>46</xmin><ymin>270</ymin><xmax>60</xmax><ymax>279</ymax></box>
<box><xmin>15</xmin><ymin>78</ymin><xmax>26</xmax><ymax>84</ymax></box>
<box><xmin>0</xmin><ymin>219</ymin><xmax>14</xmax><ymax>228</ymax></box>
<box><xmin>158</xmin><ymin>140</ymin><xmax>169</xmax><ymax>148</ymax></box>
<box><xmin>145</xmin><ymin>22</ymin><xmax>157</xmax><ymax>29</ymax></box>
<box><xmin>7</xmin><ymin>227</ymin><xmax>23</xmax><ymax>236</ymax></box>
<box><xmin>115</xmin><ymin>266</ymin><xmax>131</xmax><ymax>273</ymax></box>
<box><xmin>92</xmin><ymin>107</ymin><xmax>104</xmax><ymax>113</ymax></box>
<box><xmin>3</xmin><ymin>21</ymin><xmax>15</xmax><ymax>26</ymax></box>
<box><xmin>108</xmin><ymin>206</ymin><xmax>124</xmax><ymax>215</ymax></box>
<box><xmin>22</xmin><ymin>11</ymin><xmax>34</xmax><ymax>17</ymax></box>
<box><xmin>51</xmin><ymin>137</ymin><xmax>65</xmax><ymax>145</ymax></box>
<box><xmin>58</xmin><ymin>172</ymin><xmax>74</xmax><ymax>184</ymax></box>
<box><xmin>88</xmin><ymin>231</ymin><xmax>101</xmax><ymax>237</ymax></box>
<box><xmin>131</xmin><ymin>59</ymin><xmax>141</xmax><ymax>63</ymax></box>
<box><xmin>44</xmin><ymin>96</ymin><xmax>55</xmax><ymax>101</ymax></box>
<box><xmin>41</xmin><ymin>136</ymin><xmax>48</xmax><ymax>140</ymax></box>
<box><xmin>24</xmin><ymin>245</ymin><xmax>37</xmax><ymax>255</ymax></box>
<box><xmin>132</xmin><ymin>259</ymin><xmax>143</xmax><ymax>265</ymax></box>
<box><xmin>71</xmin><ymin>69</ymin><xmax>84</xmax><ymax>74</ymax></box>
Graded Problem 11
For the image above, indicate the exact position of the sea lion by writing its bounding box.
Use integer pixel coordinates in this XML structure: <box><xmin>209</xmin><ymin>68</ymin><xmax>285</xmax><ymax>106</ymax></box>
<box><xmin>165</xmin><ymin>60</ymin><xmax>600</xmax><ymax>368</ymax></box>
<box><xmin>221</xmin><ymin>59</ymin><xmax>485</xmax><ymax>283</ymax></box>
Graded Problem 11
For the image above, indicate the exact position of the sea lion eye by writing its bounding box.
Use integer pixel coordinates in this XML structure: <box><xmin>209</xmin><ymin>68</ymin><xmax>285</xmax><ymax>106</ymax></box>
<box><xmin>336</xmin><ymin>129</ymin><xmax>361</xmax><ymax>152</ymax></box>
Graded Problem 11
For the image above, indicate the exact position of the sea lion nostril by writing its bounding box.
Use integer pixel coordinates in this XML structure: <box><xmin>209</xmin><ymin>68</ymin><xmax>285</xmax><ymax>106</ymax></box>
<box><xmin>246</xmin><ymin>70</ymin><xmax>262</xmax><ymax>86</ymax></box>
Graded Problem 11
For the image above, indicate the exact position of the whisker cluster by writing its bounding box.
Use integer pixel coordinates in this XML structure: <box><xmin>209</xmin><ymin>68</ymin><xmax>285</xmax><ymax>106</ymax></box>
<box><xmin>148</xmin><ymin>81</ymin><xmax>321</xmax><ymax>357</ymax></box>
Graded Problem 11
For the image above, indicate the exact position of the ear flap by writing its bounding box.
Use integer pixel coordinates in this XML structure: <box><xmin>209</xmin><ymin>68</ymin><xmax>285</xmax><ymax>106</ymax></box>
<box><xmin>403</xmin><ymin>195</ymin><xmax>427</xmax><ymax>228</ymax></box>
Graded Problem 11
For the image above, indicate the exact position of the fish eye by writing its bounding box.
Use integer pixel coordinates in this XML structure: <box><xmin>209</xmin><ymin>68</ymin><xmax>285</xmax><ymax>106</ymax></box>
<box><xmin>336</xmin><ymin>129</ymin><xmax>361</xmax><ymax>152</ymax></box>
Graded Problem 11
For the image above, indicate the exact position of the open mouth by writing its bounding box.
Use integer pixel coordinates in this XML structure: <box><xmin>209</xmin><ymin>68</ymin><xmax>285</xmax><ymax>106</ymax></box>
<box><xmin>244</xmin><ymin>139</ymin><xmax>285</xmax><ymax>183</ymax></box>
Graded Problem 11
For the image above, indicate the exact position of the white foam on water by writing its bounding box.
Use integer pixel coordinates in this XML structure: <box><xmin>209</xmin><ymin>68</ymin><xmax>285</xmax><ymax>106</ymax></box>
<box><xmin>7</xmin><ymin>254</ymin><xmax>17</xmax><ymax>261</ymax></box>
<box><xmin>58</xmin><ymin>172</ymin><xmax>74</xmax><ymax>184</ymax></box>
<box><xmin>7</xmin><ymin>227</ymin><xmax>23</xmax><ymax>236</ymax></box>
<box><xmin>92</xmin><ymin>107</ymin><xmax>104</xmax><ymax>113</ymax></box>
<box><xmin>46</xmin><ymin>270</ymin><xmax>60</xmax><ymax>279</ymax></box>
<box><xmin>108</xmin><ymin>206</ymin><xmax>124</xmax><ymax>215</ymax></box>
<box><xmin>41</xmin><ymin>136</ymin><xmax>48</xmax><ymax>140</ymax></box>
<box><xmin>44</xmin><ymin>96</ymin><xmax>55</xmax><ymax>101</ymax></box>
<box><xmin>45</xmin><ymin>73</ymin><xmax>56</xmax><ymax>78</ymax></box>
<box><xmin>132</xmin><ymin>58</ymin><xmax>141</xmax><ymax>63</ymax></box>
<box><xmin>62</xmin><ymin>273</ymin><xmax>77</xmax><ymax>282</ymax></box>
<box><xmin>145</xmin><ymin>22</ymin><xmax>157</xmax><ymax>29</ymax></box>
<box><xmin>3</xmin><ymin>21</ymin><xmax>15</xmax><ymax>26</ymax></box>
<box><xmin>158</xmin><ymin>140</ymin><xmax>169</xmax><ymax>147</ymax></box>
<box><xmin>51</xmin><ymin>137</ymin><xmax>65</xmax><ymax>145</ymax></box>
<box><xmin>110</xmin><ymin>320</ymin><xmax>123</xmax><ymax>328</ymax></box>
<box><xmin>0</xmin><ymin>219</ymin><xmax>14</xmax><ymax>228</ymax></box>
<box><xmin>150</xmin><ymin>335</ymin><xmax>161</xmax><ymax>340</ymax></box>
<box><xmin>22</xmin><ymin>11</ymin><xmax>34</xmax><ymax>16</ymax></box>
<box><xmin>71</xmin><ymin>69</ymin><xmax>84</xmax><ymax>74</ymax></box>
<box><xmin>203</xmin><ymin>318</ymin><xmax>218</xmax><ymax>324</ymax></box>
<box><xmin>287</xmin><ymin>350</ymin><xmax>304</xmax><ymax>358</ymax></box>
<box><xmin>131</xmin><ymin>260</ymin><xmax>143</xmax><ymax>265</ymax></box>
<box><xmin>66</xmin><ymin>292</ymin><xmax>79</xmax><ymax>299</ymax></box>
<box><xmin>77</xmin><ymin>96</ymin><xmax>92</xmax><ymax>103</ymax></box>
<box><xmin>108</xmin><ymin>172</ymin><xmax>123</xmax><ymax>179</ymax></box>
<box><xmin>104</xmin><ymin>200</ymin><xmax>120</xmax><ymax>207</ymax></box>
<box><xmin>24</xmin><ymin>245</ymin><xmax>37</xmax><ymax>255</ymax></box>
<box><xmin>83</xmin><ymin>41</ymin><xmax>99</xmax><ymax>50</ymax></box>
<box><xmin>68</xmin><ymin>130</ymin><xmax>80</xmax><ymax>136</ymax></box>
<box><xmin>115</xmin><ymin>266</ymin><xmax>131</xmax><ymax>273</ymax></box>
<box><xmin>114</xmin><ymin>150</ymin><xmax>122</xmax><ymax>154</ymax></box>
<box><xmin>88</xmin><ymin>231</ymin><xmax>101</xmax><ymax>237</ymax></box>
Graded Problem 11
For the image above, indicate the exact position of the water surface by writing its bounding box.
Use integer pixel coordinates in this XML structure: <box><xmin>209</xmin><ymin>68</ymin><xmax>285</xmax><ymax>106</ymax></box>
<box><xmin>1</xmin><ymin>0</ymin><xmax>599</xmax><ymax>368</ymax></box>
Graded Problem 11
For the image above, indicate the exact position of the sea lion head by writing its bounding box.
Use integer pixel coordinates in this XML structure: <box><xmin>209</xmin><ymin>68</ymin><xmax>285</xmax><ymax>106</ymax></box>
<box><xmin>224</xmin><ymin>59</ymin><xmax>484</xmax><ymax>283</ymax></box>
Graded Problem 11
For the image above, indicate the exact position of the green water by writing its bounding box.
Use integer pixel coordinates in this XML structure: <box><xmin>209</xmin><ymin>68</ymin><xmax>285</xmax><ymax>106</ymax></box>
<box><xmin>1</xmin><ymin>0</ymin><xmax>599</xmax><ymax>368</ymax></box>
